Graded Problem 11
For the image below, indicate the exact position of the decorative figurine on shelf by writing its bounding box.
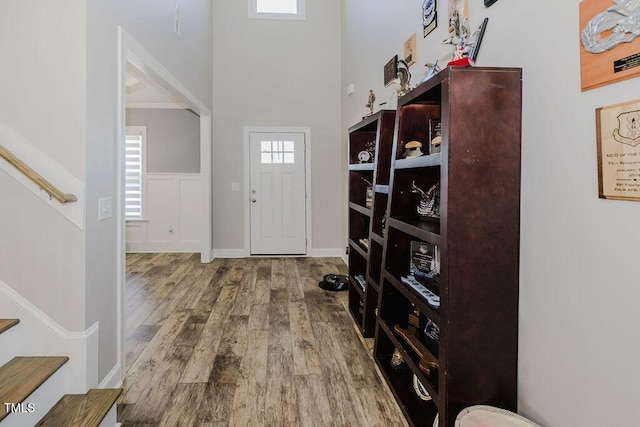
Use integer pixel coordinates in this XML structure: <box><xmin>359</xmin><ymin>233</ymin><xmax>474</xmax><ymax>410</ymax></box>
<box><xmin>396</xmin><ymin>60</ymin><xmax>412</xmax><ymax>97</ymax></box>
<box><xmin>421</xmin><ymin>60</ymin><xmax>441</xmax><ymax>83</ymax></box>
<box><xmin>361</xmin><ymin>177</ymin><xmax>373</xmax><ymax>208</ymax></box>
<box><xmin>365</xmin><ymin>90</ymin><xmax>376</xmax><ymax>117</ymax></box>
<box><xmin>411</xmin><ymin>181</ymin><xmax>440</xmax><ymax>222</ymax></box>
<box><xmin>403</xmin><ymin>141</ymin><xmax>424</xmax><ymax>158</ymax></box>
<box><xmin>443</xmin><ymin>1</ymin><xmax>472</xmax><ymax>64</ymax></box>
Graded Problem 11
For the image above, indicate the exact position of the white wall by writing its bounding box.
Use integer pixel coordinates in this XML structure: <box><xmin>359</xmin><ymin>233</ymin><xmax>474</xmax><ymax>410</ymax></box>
<box><xmin>126</xmin><ymin>108</ymin><xmax>201</xmax><ymax>173</ymax></box>
<box><xmin>342</xmin><ymin>1</ymin><xmax>640</xmax><ymax>426</ymax></box>
<box><xmin>86</xmin><ymin>0</ymin><xmax>212</xmax><ymax>382</ymax></box>
<box><xmin>212</xmin><ymin>0</ymin><xmax>342</xmax><ymax>252</ymax></box>
<box><xmin>0</xmin><ymin>0</ymin><xmax>86</xmax><ymax>331</ymax></box>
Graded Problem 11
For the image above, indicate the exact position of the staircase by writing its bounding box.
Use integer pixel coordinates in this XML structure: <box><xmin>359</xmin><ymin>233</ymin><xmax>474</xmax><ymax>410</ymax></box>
<box><xmin>0</xmin><ymin>319</ymin><xmax>121</xmax><ymax>426</ymax></box>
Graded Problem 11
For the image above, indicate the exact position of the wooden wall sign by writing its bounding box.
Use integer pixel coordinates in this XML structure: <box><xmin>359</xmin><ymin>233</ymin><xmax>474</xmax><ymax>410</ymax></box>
<box><xmin>596</xmin><ymin>98</ymin><xmax>640</xmax><ymax>201</ymax></box>
<box><xmin>580</xmin><ymin>0</ymin><xmax>640</xmax><ymax>91</ymax></box>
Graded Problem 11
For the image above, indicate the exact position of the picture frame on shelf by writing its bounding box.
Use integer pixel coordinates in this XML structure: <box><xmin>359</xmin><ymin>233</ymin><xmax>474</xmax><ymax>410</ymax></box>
<box><xmin>409</xmin><ymin>241</ymin><xmax>438</xmax><ymax>279</ymax></box>
<box><xmin>429</xmin><ymin>118</ymin><xmax>442</xmax><ymax>154</ymax></box>
<box><xmin>596</xmin><ymin>98</ymin><xmax>640</xmax><ymax>201</ymax></box>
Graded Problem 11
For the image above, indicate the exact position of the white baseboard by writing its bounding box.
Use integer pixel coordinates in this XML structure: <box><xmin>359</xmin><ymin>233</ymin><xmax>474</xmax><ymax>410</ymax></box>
<box><xmin>308</xmin><ymin>248</ymin><xmax>344</xmax><ymax>258</ymax></box>
<box><xmin>99</xmin><ymin>362</ymin><xmax>123</xmax><ymax>389</ymax></box>
<box><xmin>212</xmin><ymin>249</ymin><xmax>247</xmax><ymax>258</ymax></box>
<box><xmin>340</xmin><ymin>253</ymin><xmax>348</xmax><ymax>265</ymax></box>
<box><xmin>212</xmin><ymin>248</ymin><xmax>344</xmax><ymax>259</ymax></box>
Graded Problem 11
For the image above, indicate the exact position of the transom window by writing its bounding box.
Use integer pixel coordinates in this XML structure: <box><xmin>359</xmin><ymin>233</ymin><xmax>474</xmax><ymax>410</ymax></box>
<box><xmin>261</xmin><ymin>140</ymin><xmax>295</xmax><ymax>164</ymax></box>
<box><xmin>249</xmin><ymin>0</ymin><xmax>305</xmax><ymax>19</ymax></box>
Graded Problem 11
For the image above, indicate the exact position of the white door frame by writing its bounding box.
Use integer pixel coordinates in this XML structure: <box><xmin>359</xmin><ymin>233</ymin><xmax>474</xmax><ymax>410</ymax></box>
<box><xmin>244</xmin><ymin>126</ymin><xmax>312</xmax><ymax>257</ymax></box>
<box><xmin>116</xmin><ymin>28</ymin><xmax>213</xmax><ymax>383</ymax></box>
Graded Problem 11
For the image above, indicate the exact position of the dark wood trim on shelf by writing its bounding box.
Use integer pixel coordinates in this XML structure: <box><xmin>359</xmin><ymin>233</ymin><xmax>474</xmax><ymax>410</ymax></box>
<box><xmin>383</xmin><ymin>271</ymin><xmax>440</xmax><ymax>324</ymax></box>
<box><xmin>370</xmin><ymin>232</ymin><xmax>384</xmax><ymax>245</ymax></box>
<box><xmin>394</xmin><ymin>153</ymin><xmax>441</xmax><ymax>169</ymax></box>
<box><xmin>387</xmin><ymin>217</ymin><xmax>441</xmax><ymax>246</ymax></box>
<box><xmin>348</xmin><ymin>202</ymin><xmax>372</xmax><ymax>217</ymax></box>
<box><xmin>378</xmin><ymin>320</ymin><xmax>439</xmax><ymax>401</ymax></box>
<box><xmin>367</xmin><ymin>277</ymin><xmax>379</xmax><ymax>293</ymax></box>
<box><xmin>348</xmin><ymin>110</ymin><xmax>386</xmax><ymax>133</ymax></box>
<box><xmin>374</xmin><ymin>356</ymin><xmax>438</xmax><ymax>427</ymax></box>
<box><xmin>349</xmin><ymin>239</ymin><xmax>368</xmax><ymax>260</ymax></box>
<box><xmin>349</xmin><ymin>276</ymin><xmax>366</xmax><ymax>298</ymax></box>
<box><xmin>374</xmin><ymin>184</ymin><xmax>389</xmax><ymax>194</ymax></box>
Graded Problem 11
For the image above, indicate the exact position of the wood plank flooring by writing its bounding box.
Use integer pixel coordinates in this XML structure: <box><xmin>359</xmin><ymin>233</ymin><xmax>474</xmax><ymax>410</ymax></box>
<box><xmin>119</xmin><ymin>254</ymin><xmax>406</xmax><ymax>427</ymax></box>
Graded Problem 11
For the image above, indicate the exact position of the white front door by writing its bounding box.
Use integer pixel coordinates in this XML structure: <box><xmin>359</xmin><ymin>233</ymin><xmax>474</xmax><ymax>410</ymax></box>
<box><xmin>249</xmin><ymin>132</ymin><xmax>307</xmax><ymax>255</ymax></box>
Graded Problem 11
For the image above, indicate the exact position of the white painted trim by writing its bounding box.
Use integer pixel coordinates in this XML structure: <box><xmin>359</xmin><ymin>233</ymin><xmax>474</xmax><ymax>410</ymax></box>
<box><xmin>243</xmin><ymin>126</ymin><xmax>312</xmax><ymax>257</ymax></box>
<box><xmin>126</xmin><ymin>101</ymin><xmax>189</xmax><ymax>109</ymax></box>
<box><xmin>0</xmin><ymin>278</ymin><xmax>100</xmax><ymax>392</ymax></box>
<box><xmin>117</xmin><ymin>27</ymin><xmax>214</xmax><ymax>388</ymax></box>
<box><xmin>340</xmin><ymin>253</ymin><xmax>348</xmax><ymax>265</ymax></box>
<box><xmin>308</xmin><ymin>248</ymin><xmax>345</xmax><ymax>258</ymax></box>
<box><xmin>212</xmin><ymin>249</ymin><xmax>247</xmax><ymax>259</ymax></box>
<box><xmin>0</xmin><ymin>121</ymin><xmax>85</xmax><ymax>230</ymax></box>
<box><xmin>0</xmin><ymin>279</ymin><xmax>92</xmax><ymax>341</ymax></box>
<box><xmin>98</xmin><ymin>361</ymin><xmax>123</xmax><ymax>389</ymax></box>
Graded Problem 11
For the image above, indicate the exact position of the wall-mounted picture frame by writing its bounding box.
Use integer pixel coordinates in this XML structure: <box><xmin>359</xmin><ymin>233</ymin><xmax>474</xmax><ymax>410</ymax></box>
<box><xmin>384</xmin><ymin>55</ymin><xmax>398</xmax><ymax>86</ymax></box>
<box><xmin>580</xmin><ymin>0</ymin><xmax>640</xmax><ymax>91</ymax></box>
<box><xmin>404</xmin><ymin>34</ymin><xmax>417</xmax><ymax>67</ymax></box>
<box><xmin>422</xmin><ymin>0</ymin><xmax>437</xmax><ymax>37</ymax></box>
<box><xmin>596</xmin><ymin>98</ymin><xmax>640</xmax><ymax>201</ymax></box>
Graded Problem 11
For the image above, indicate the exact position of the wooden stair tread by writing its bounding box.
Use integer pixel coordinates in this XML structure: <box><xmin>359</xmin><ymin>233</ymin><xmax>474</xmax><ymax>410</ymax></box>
<box><xmin>0</xmin><ymin>319</ymin><xmax>19</xmax><ymax>334</ymax></box>
<box><xmin>36</xmin><ymin>388</ymin><xmax>123</xmax><ymax>426</ymax></box>
<box><xmin>0</xmin><ymin>356</ymin><xmax>69</xmax><ymax>421</ymax></box>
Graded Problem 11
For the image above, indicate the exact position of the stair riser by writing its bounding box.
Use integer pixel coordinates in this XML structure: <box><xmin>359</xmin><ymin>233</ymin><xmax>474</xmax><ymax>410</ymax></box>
<box><xmin>1</xmin><ymin>363</ymin><xmax>68</xmax><ymax>427</ymax></box>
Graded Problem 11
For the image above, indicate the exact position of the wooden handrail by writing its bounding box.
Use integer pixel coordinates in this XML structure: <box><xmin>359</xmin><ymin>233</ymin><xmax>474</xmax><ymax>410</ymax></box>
<box><xmin>0</xmin><ymin>144</ymin><xmax>77</xmax><ymax>204</ymax></box>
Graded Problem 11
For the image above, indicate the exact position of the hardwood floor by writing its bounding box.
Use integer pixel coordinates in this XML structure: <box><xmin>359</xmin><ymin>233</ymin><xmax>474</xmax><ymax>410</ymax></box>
<box><xmin>119</xmin><ymin>253</ymin><xmax>407</xmax><ymax>427</ymax></box>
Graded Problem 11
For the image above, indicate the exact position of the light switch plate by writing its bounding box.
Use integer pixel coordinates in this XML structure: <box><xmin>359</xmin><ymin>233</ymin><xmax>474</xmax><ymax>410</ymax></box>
<box><xmin>98</xmin><ymin>197</ymin><xmax>113</xmax><ymax>221</ymax></box>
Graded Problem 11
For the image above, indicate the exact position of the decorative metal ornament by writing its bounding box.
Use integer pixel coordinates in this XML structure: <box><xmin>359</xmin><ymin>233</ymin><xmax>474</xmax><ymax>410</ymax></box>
<box><xmin>443</xmin><ymin>2</ymin><xmax>472</xmax><ymax>61</ymax></box>
<box><xmin>582</xmin><ymin>0</ymin><xmax>640</xmax><ymax>54</ymax></box>
<box><xmin>365</xmin><ymin>89</ymin><xmax>376</xmax><ymax>116</ymax></box>
<box><xmin>396</xmin><ymin>60</ymin><xmax>412</xmax><ymax>97</ymax></box>
<box><xmin>411</xmin><ymin>181</ymin><xmax>440</xmax><ymax>221</ymax></box>
<box><xmin>361</xmin><ymin>177</ymin><xmax>373</xmax><ymax>208</ymax></box>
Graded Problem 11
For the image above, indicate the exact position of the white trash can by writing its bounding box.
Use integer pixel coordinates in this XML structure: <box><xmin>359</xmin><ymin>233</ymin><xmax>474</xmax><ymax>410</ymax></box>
<box><xmin>433</xmin><ymin>405</ymin><xmax>540</xmax><ymax>427</ymax></box>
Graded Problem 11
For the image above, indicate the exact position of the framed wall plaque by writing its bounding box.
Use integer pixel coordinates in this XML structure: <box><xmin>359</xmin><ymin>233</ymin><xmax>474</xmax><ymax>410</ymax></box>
<box><xmin>580</xmin><ymin>0</ymin><xmax>640</xmax><ymax>91</ymax></box>
<box><xmin>423</xmin><ymin>0</ymin><xmax>437</xmax><ymax>37</ymax></box>
<box><xmin>596</xmin><ymin>98</ymin><xmax>640</xmax><ymax>201</ymax></box>
<box><xmin>384</xmin><ymin>55</ymin><xmax>398</xmax><ymax>86</ymax></box>
<box><xmin>404</xmin><ymin>34</ymin><xmax>417</xmax><ymax>66</ymax></box>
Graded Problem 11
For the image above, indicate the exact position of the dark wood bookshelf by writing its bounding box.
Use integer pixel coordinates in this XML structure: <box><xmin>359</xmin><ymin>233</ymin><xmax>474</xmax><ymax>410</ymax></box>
<box><xmin>348</xmin><ymin>110</ymin><xmax>396</xmax><ymax>338</ymax></box>
<box><xmin>374</xmin><ymin>67</ymin><xmax>522</xmax><ymax>427</ymax></box>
